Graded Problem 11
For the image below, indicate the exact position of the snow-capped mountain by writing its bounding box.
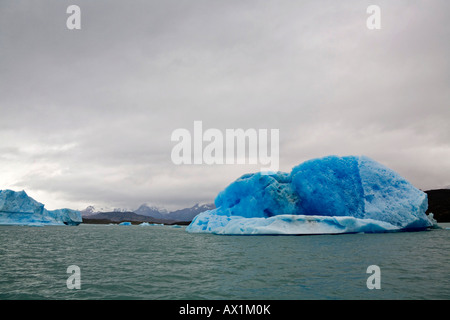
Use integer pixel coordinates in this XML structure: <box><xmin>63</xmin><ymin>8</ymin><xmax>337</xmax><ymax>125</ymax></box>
<box><xmin>80</xmin><ymin>205</ymin><xmax>130</xmax><ymax>216</ymax></box>
<box><xmin>81</xmin><ymin>202</ymin><xmax>215</xmax><ymax>222</ymax></box>
<box><xmin>135</xmin><ymin>203</ymin><xmax>215</xmax><ymax>221</ymax></box>
<box><xmin>134</xmin><ymin>204</ymin><xmax>168</xmax><ymax>218</ymax></box>
<box><xmin>164</xmin><ymin>203</ymin><xmax>215</xmax><ymax>221</ymax></box>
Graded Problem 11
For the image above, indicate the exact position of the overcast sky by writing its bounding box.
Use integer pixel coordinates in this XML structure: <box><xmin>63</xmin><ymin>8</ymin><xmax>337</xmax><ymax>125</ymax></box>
<box><xmin>0</xmin><ymin>0</ymin><xmax>449</xmax><ymax>211</ymax></box>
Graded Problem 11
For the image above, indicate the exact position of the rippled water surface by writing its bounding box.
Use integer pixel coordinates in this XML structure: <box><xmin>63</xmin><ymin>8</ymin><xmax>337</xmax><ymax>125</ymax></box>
<box><xmin>0</xmin><ymin>223</ymin><xmax>449</xmax><ymax>299</ymax></box>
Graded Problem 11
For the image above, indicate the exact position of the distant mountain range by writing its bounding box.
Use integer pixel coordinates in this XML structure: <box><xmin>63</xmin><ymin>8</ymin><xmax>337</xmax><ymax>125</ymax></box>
<box><xmin>136</xmin><ymin>203</ymin><xmax>215</xmax><ymax>221</ymax></box>
<box><xmin>81</xmin><ymin>202</ymin><xmax>215</xmax><ymax>225</ymax></box>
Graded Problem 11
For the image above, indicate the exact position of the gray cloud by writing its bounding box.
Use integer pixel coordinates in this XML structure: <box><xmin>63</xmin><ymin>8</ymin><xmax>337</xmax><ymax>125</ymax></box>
<box><xmin>1</xmin><ymin>0</ymin><xmax>449</xmax><ymax>210</ymax></box>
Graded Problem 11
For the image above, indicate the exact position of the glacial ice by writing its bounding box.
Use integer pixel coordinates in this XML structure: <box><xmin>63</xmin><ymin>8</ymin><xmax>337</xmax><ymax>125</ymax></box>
<box><xmin>0</xmin><ymin>190</ymin><xmax>82</xmax><ymax>226</ymax></box>
<box><xmin>186</xmin><ymin>155</ymin><xmax>434</xmax><ymax>235</ymax></box>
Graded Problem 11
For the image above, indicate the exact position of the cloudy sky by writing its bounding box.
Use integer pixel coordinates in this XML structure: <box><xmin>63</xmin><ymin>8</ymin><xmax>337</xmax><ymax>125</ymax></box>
<box><xmin>0</xmin><ymin>0</ymin><xmax>449</xmax><ymax>211</ymax></box>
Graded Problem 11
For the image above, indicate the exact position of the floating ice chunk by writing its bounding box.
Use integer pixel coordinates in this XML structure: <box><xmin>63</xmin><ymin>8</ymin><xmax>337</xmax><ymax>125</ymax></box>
<box><xmin>0</xmin><ymin>190</ymin><xmax>81</xmax><ymax>226</ymax></box>
<box><xmin>118</xmin><ymin>221</ymin><xmax>132</xmax><ymax>226</ymax></box>
<box><xmin>138</xmin><ymin>222</ymin><xmax>165</xmax><ymax>226</ymax></box>
<box><xmin>48</xmin><ymin>208</ymin><xmax>83</xmax><ymax>226</ymax></box>
<box><xmin>357</xmin><ymin>156</ymin><xmax>429</xmax><ymax>229</ymax></box>
<box><xmin>188</xmin><ymin>212</ymin><xmax>399</xmax><ymax>235</ymax></box>
<box><xmin>186</xmin><ymin>155</ymin><xmax>432</xmax><ymax>235</ymax></box>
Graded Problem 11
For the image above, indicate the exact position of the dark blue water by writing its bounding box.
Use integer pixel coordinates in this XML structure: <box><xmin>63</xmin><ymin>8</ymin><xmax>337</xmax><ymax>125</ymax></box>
<box><xmin>0</xmin><ymin>223</ymin><xmax>449</xmax><ymax>299</ymax></box>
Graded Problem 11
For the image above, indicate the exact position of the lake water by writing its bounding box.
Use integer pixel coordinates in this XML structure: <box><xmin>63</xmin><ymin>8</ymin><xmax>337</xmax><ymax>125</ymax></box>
<box><xmin>0</xmin><ymin>223</ymin><xmax>449</xmax><ymax>300</ymax></box>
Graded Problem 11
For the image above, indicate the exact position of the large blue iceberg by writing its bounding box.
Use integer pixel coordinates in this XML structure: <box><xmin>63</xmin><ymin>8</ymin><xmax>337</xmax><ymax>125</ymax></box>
<box><xmin>186</xmin><ymin>155</ymin><xmax>436</xmax><ymax>235</ymax></box>
<box><xmin>0</xmin><ymin>190</ymin><xmax>82</xmax><ymax>226</ymax></box>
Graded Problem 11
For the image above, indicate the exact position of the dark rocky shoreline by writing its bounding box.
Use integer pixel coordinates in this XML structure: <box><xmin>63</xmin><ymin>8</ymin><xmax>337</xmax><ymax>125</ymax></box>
<box><xmin>425</xmin><ymin>189</ymin><xmax>450</xmax><ymax>222</ymax></box>
<box><xmin>82</xmin><ymin>212</ymin><xmax>191</xmax><ymax>226</ymax></box>
<box><xmin>82</xmin><ymin>219</ymin><xmax>190</xmax><ymax>226</ymax></box>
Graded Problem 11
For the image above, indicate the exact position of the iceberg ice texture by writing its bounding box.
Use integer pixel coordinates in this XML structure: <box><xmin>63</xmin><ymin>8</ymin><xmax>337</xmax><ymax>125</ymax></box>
<box><xmin>0</xmin><ymin>190</ymin><xmax>82</xmax><ymax>226</ymax></box>
<box><xmin>186</xmin><ymin>155</ymin><xmax>433</xmax><ymax>235</ymax></box>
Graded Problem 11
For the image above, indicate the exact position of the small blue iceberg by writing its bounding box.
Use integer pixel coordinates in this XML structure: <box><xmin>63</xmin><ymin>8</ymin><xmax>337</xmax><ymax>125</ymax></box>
<box><xmin>186</xmin><ymin>155</ymin><xmax>437</xmax><ymax>235</ymax></box>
